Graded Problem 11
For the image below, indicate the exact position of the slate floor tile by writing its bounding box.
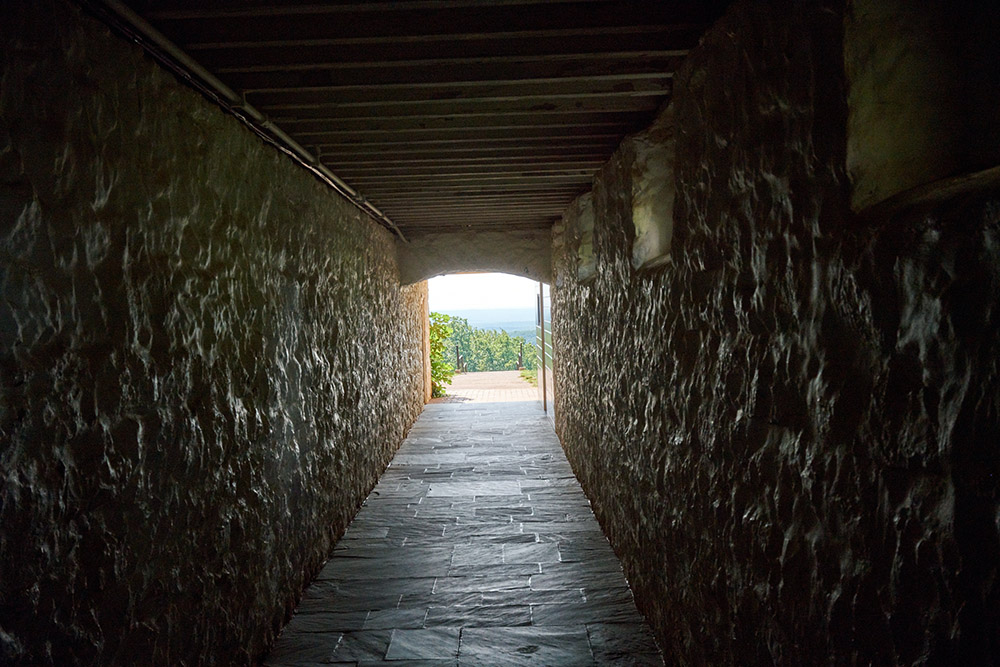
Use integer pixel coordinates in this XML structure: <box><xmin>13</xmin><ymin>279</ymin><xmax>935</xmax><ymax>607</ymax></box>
<box><xmin>481</xmin><ymin>588</ymin><xmax>585</xmax><ymax>606</ymax></box>
<box><xmin>427</xmin><ymin>481</ymin><xmax>521</xmax><ymax>497</ymax></box>
<box><xmin>282</xmin><ymin>610</ymin><xmax>368</xmax><ymax>633</ymax></box>
<box><xmin>447</xmin><ymin>562</ymin><xmax>540</xmax><ymax>578</ymax></box>
<box><xmin>264</xmin><ymin>632</ymin><xmax>340</xmax><ymax>665</ymax></box>
<box><xmin>296</xmin><ymin>591</ymin><xmax>401</xmax><ymax>613</ymax></box>
<box><xmin>363</xmin><ymin>608</ymin><xmax>427</xmax><ymax>629</ymax></box>
<box><xmin>504</xmin><ymin>541</ymin><xmax>561</xmax><ymax>564</ymax></box>
<box><xmin>458</xmin><ymin>626</ymin><xmax>595</xmax><ymax>665</ymax></box>
<box><xmin>358</xmin><ymin>661</ymin><xmax>458</xmax><ymax>667</ymax></box>
<box><xmin>530</xmin><ymin>572</ymin><xmax>623</xmax><ymax>591</ymax></box>
<box><xmin>451</xmin><ymin>544</ymin><xmax>503</xmax><ymax>566</ymax></box>
<box><xmin>385</xmin><ymin>627</ymin><xmax>461</xmax><ymax>660</ymax></box>
<box><xmin>424</xmin><ymin>604</ymin><xmax>531</xmax><ymax>627</ymax></box>
<box><xmin>583</xmin><ymin>586</ymin><xmax>637</xmax><ymax>606</ymax></box>
<box><xmin>530</xmin><ymin>600</ymin><xmax>644</xmax><ymax>625</ymax></box>
<box><xmin>398</xmin><ymin>592</ymin><xmax>484</xmax><ymax>609</ymax></box>
<box><xmin>443</xmin><ymin>523</ymin><xmax>524</xmax><ymax>539</ymax></box>
<box><xmin>264</xmin><ymin>401</ymin><xmax>658</xmax><ymax>666</ymax></box>
<box><xmin>587</xmin><ymin>623</ymin><xmax>664</xmax><ymax>665</ymax></box>
<box><xmin>433</xmin><ymin>574</ymin><xmax>530</xmax><ymax>594</ymax></box>
<box><xmin>329</xmin><ymin>630</ymin><xmax>393</xmax><ymax>662</ymax></box>
<box><xmin>334</xmin><ymin>576</ymin><xmax>437</xmax><ymax>597</ymax></box>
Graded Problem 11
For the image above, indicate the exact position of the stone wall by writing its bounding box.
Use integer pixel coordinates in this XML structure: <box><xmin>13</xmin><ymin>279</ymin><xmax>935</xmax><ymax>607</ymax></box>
<box><xmin>552</xmin><ymin>1</ymin><xmax>999</xmax><ymax>663</ymax></box>
<box><xmin>0</xmin><ymin>2</ymin><xmax>425</xmax><ymax>663</ymax></box>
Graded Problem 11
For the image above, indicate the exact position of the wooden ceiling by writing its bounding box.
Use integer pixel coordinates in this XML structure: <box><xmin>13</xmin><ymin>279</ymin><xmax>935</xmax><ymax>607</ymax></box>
<box><xmin>122</xmin><ymin>0</ymin><xmax>728</xmax><ymax>237</ymax></box>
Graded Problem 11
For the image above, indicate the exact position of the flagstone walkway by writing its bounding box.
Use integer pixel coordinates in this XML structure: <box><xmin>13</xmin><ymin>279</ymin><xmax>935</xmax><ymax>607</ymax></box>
<box><xmin>431</xmin><ymin>370</ymin><xmax>537</xmax><ymax>404</ymax></box>
<box><xmin>264</xmin><ymin>400</ymin><xmax>662</xmax><ymax>666</ymax></box>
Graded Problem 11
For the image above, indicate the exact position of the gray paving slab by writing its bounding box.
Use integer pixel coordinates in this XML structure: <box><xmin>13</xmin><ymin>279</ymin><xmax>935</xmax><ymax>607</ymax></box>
<box><xmin>264</xmin><ymin>401</ymin><xmax>663</xmax><ymax>666</ymax></box>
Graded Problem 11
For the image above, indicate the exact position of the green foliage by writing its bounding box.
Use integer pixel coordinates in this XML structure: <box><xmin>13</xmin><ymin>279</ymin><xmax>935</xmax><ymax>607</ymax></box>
<box><xmin>429</xmin><ymin>311</ymin><xmax>455</xmax><ymax>397</ymax></box>
<box><xmin>446</xmin><ymin>317</ymin><xmax>536</xmax><ymax>372</ymax></box>
<box><xmin>519</xmin><ymin>368</ymin><xmax>538</xmax><ymax>387</ymax></box>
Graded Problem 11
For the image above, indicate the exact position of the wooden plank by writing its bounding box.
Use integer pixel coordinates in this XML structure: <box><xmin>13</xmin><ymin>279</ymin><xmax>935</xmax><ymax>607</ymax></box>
<box><xmin>398</xmin><ymin>217</ymin><xmax>553</xmax><ymax>226</ymax></box>
<box><xmin>400</xmin><ymin>222</ymin><xmax>553</xmax><ymax>233</ymax></box>
<box><xmin>335</xmin><ymin>163</ymin><xmax>602</xmax><ymax>178</ymax></box>
<box><xmin>371</xmin><ymin>187</ymin><xmax>584</xmax><ymax>200</ymax></box>
<box><xmin>312</xmin><ymin>137</ymin><xmax>622</xmax><ymax>153</ymax></box>
<box><xmin>381</xmin><ymin>198</ymin><xmax>570</xmax><ymax>209</ymax></box>
<box><xmin>288</xmin><ymin>125</ymin><xmax>637</xmax><ymax>143</ymax></box>
<box><xmin>188</xmin><ymin>26</ymin><xmax>701</xmax><ymax>69</ymax></box>
<box><xmin>146</xmin><ymin>1</ymin><xmax>639</xmax><ymax>20</ymax></box>
<box><xmin>365</xmin><ymin>183</ymin><xmax>588</xmax><ymax>195</ymax></box>
<box><xmin>146</xmin><ymin>2</ymin><xmax>725</xmax><ymax>45</ymax></box>
<box><xmin>332</xmin><ymin>163</ymin><xmax>604</xmax><ymax>177</ymax></box>
<box><xmin>389</xmin><ymin>214</ymin><xmax>566</xmax><ymax>225</ymax></box>
<box><xmin>372</xmin><ymin>194</ymin><xmax>575</xmax><ymax>213</ymax></box>
<box><xmin>246</xmin><ymin>76</ymin><xmax>670</xmax><ymax>108</ymax></box>
<box><xmin>325</xmin><ymin>153</ymin><xmax>609</xmax><ymax>167</ymax></box>
<box><xmin>222</xmin><ymin>54</ymin><xmax>687</xmax><ymax>92</ymax></box>
<box><xmin>283</xmin><ymin>111</ymin><xmax>648</xmax><ymax>134</ymax></box>
<box><xmin>376</xmin><ymin>200</ymin><xmax>577</xmax><ymax>211</ymax></box>
<box><xmin>351</xmin><ymin>172</ymin><xmax>595</xmax><ymax>186</ymax></box>
<box><xmin>387</xmin><ymin>210</ymin><xmax>567</xmax><ymax>221</ymax></box>
<box><xmin>264</xmin><ymin>94</ymin><xmax>660</xmax><ymax>121</ymax></box>
<box><xmin>214</xmin><ymin>49</ymin><xmax>689</xmax><ymax>75</ymax></box>
<box><xmin>390</xmin><ymin>197</ymin><xmax>569</xmax><ymax>207</ymax></box>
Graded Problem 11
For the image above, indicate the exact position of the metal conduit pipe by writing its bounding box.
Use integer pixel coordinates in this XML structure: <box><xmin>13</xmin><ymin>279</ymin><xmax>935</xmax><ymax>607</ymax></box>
<box><xmin>80</xmin><ymin>0</ymin><xmax>408</xmax><ymax>243</ymax></box>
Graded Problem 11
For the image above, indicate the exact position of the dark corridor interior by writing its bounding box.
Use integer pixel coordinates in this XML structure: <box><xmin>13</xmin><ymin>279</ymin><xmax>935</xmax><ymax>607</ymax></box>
<box><xmin>2</xmin><ymin>0</ymin><xmax>1000</xmax><ymax>665</ymax></box>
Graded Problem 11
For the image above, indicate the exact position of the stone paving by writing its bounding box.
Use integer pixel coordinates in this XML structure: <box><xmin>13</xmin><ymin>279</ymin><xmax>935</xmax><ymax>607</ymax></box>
<box><xmin>264</xmin><ymin>400</ymin><xmax>662</xmax><ymax>666</ymax></box>
<box><xmin>431</xmin><ymin>370</ymin><xmax>537</xmax><ymax>404</ymax></box>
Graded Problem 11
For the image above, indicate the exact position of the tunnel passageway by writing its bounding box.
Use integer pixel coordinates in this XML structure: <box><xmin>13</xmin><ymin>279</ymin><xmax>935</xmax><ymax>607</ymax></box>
<box><xmin>264</xmin><ymin>398</ymin><xmax>660</xmax><ymax>665</ymax></box>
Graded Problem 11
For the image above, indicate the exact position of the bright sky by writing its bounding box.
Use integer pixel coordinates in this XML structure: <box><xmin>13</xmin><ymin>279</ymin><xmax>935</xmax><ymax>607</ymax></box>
<box><xmin>428</xmin><ymin>273</ymin><xmax>539</xmax><ymax>311</ymax></box>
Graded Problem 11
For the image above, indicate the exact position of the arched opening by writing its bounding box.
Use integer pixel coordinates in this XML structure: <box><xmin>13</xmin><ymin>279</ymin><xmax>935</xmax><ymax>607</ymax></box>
<box><xmin>425</xmin><ymin>272</ymin><xmax>551</xmax><ymax>412</ymax></box>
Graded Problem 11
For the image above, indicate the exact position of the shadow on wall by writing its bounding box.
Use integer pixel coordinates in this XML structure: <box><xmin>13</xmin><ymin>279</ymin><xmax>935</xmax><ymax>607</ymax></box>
<box><xmin>551</xmin><ymin>0</ymin><xmax>1000</xmax><ymax>664</ymax></box>
<box><xmin>0</xmin><ymin>2</ymin><xmax>426</xmax><ymax>663</ymax></box>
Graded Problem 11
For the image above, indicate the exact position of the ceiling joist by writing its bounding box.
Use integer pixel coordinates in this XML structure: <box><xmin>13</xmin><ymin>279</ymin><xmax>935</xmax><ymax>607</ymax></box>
<box><xmin>120</xmin><ymin>0</ymin><xmax>727</xmax><ymax>235</ymax></box>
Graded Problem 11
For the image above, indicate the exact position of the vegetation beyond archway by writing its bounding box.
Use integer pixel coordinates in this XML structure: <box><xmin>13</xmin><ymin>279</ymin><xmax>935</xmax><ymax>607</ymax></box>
<box><xmin>428</xmin><ymin>311</ymin><xmax>537</xmax><ymax>397</ymax></box>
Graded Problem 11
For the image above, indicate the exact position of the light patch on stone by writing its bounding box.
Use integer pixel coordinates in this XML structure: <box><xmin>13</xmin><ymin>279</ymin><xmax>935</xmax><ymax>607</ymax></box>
<box><xmin>630</xmin><ymin>107</ymin><xmax>675</xmax><ymax>271</ymax></box>
<box><xmin>567</xmin><ymin>193</ymin><xmax>596</xmax><ymax>284</ymax></box>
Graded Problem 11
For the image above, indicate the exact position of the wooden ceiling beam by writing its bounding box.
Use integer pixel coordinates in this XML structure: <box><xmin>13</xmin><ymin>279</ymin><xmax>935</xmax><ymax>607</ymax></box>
<box><xmin>284</xmin><ymin>111</ymin><xmax>646</xmax><ymax>134</ymax></box>
<box><xmin>144</xmin><ymin>1</ymin><xmax>639</xmax><ymax>21</ymax></box>
<box><xmin>372</xmin><ymin>186</ymin><xmax>584</xmax><ymax>198</ymax></box>
<box><xmin>374</xmin><ymin>191</ymin><xmax>581</xmax><ymax>203</ymax></box>
<box><xmin>290</xmin><ymin>126</ymin><xmax>635</xmax><ymax>143</ymax></box>
<box><xmin>144</xmin><ymin>2</ymin><xmax>725</xmax><ymax>45</ymax></box>
<box><xmin>265</xmin><ymin>95</ymin><xmax>660</xmax><ymax>122</ymax></box>
<box><xmin>378</xmin><ymin>200</ymin><xmax>575</xmax><ymax>211</ymax></box>
<box><xmin>400</xmin><ymin>223</ymin><xmax>553</xmax><ymax>234</ymax></box>
<box><xmin>353</xmin><ymin>171</ymin><xmax>595</xmax><ymax>184</ymax></box>
<box><xmin>325</xmin><ymin>153</ymin><xmax>608</xmax><ymax>168</ymax></box>
<box><xmin>386</xmin><ymin>208</ymin><xmax>568</xmax><ymax>219</ymax></box>
<box><xmin>185</xmin><ymin>26</ymin><xmax>701</xmax><ymax>68</ymax></box>
<box><xmin>313</xmin><ymin>142</ymin><xmax>619</xmax><ymax>158</ymax></box>
<box><xmin>343</xmin><ymin>165</ymin><xmax>599</xmax><ymax>180</ymax></box>
<box><xmin>331</xmin><ymin>159</ymin><xmax>605</xmax><ymax>173</ymax></box>
<box><xmin>395</xmin><ymin>217</ymin><xmax>558</xmax><ymax>228</ymax></box>
<box><xmin>225</xmin><ymin>55</ymin><xmax>685</xmax><ymax>92</ymax></box>
<box><xmin>214</xmin><ymin>50</ymin><xmax>688</xmax><ymax>75</ymax></box>
<box><xmin>246</xmin><ymin>76</ymin><xmax>670</xmax><ymax>109</ymax></box>
<box><xmin>365</xmin><ymin>184</ymin><xmax>589</xmax><ymax>197</ymax></box>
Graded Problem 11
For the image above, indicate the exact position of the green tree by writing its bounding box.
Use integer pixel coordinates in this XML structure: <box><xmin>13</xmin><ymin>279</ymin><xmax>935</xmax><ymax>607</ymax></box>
<box><xmin>429</xmin><ymin>312</ymin><xmax>455</xmax><ymax>397</ymax></box>
<box><xmin>444</xmin><ymin>319</ymin><xmax>535</xmax><ymax>372</ymax></box>
<box><xmin>449</xmin><ymin>317</ymin><xmax>473</xmax><ymax>371</ymax></box>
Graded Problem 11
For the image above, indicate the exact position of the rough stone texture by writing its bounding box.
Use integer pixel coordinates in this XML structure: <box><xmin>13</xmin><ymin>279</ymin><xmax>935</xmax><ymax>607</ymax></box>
<box><xmin>0</xmin><ymin>2</ymin><xmax>425</xmax><ymax>664</ymax></box>
<box><xmin>396</xmin><ymin>229</ymin><xmax>552</xmax><ymax>285</ymax></box>
<box><xmin>552</xmin><ymin>1</ymin><xmax>1000</xmax><ymax>664</ymax></box>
